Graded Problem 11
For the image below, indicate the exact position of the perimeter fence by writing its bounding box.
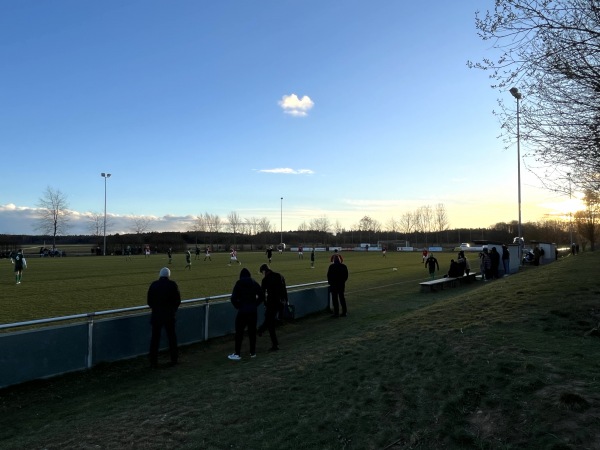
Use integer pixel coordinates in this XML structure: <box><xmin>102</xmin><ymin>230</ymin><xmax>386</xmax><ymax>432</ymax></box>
<box><xmin>0</xmin><ymin>282</ymin><xmax>329</xmax><ymax>389</ymax></box>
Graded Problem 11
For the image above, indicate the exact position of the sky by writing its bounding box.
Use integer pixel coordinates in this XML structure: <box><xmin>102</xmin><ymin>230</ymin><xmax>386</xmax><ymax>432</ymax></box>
<box><xmin>0</xmin><ymin>0</ymin><xmax>582</xmax><ymax>237</ymax></box>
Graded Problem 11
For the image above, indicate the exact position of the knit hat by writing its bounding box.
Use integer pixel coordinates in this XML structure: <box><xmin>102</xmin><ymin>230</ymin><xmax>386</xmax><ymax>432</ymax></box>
<box><xmin>240</xmin><ymin>268</ymin><xmax>251</xmax><ymax>279</ymax></box>
<box><xmin>259</xmin><ymin>263</ymin><xmax>269</xmax><ymax>273</ymax></box>
<box><xmin>159</xmin><ymin>267</ymin><xmax>170</xmax><ymax>278</ymax></box>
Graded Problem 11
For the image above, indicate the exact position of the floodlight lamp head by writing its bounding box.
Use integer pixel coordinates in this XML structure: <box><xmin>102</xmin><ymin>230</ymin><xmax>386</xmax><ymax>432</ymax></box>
<box><xmin>509</xmin><ymin>87</ymin><xmax>522</xmax><ymax>99</ymax></box>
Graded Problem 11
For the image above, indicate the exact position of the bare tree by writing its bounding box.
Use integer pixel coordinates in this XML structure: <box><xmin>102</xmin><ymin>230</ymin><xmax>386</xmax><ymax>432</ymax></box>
<box><xmin>88</xmin><ymin>212</ymin><xmax>112</xmax><ymax>237</ymax></box>
<box><xmin>204</xmin><ymin>213</ymin><xmax>222</xmax><ymax>233</ymax></box>
<box><xmin>245</xmin><ymin>217</ymin><xmax>259</xmax><ymax>236</ymax></box>
<box><xmin>333</xmin><ymin>220</ymin><xmax>344</xmax><ymax>236</ymax></box>
<box><xmin>194</xmin><ymin>214</ymin><xmax>208</xmax><ymax>233</ymax></box>
<box><xmin>434</xmin><ymin>203</ymin><xmax>449</xmax><ymax>233</ymax></box>
<box><xmin>310</xmin><ymin>217</ymin><xmax>331</xmax><ymax>233</ymax></box>
<box><xmin>258</xmin><ymin>217</ymin><xmax>272</xmax><ymax>233</ymax></box>
<box><xmin>226</xmin><ymin>211</ymin><xmax>243</xmax><ymax>244</ymax></box>
<box><xmin>470</xmin><ymin>0</ymin><xmax>600</xmax><ymax>195</ymax></box>
<box><xmin>131</xmin><ymin>216</ymin><xmax>152</xmax><ymax>234</ymax></box>
<box><xmin>574</xmin><ymin>189</ymin><xmax>600</xmax><ymax>251</ymax></box>
<box><xmin>36</xmin><ymin>186</ymin><xmax>71</xmax><ymax>249</ymax></box>
<box><xmin>399</xmin><ymin>211</ymin><xmax>416</xmax><ymax>238</ymax></box>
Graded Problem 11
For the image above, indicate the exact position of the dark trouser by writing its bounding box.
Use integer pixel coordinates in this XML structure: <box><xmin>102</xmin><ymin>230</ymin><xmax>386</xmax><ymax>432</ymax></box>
<box><xmin>234</xmin><ymin>311</ymin><xmax>257</xmax><ymax>355</ymax></box>
<box><xmin>330</xmin><ymin>287</ymin><xmax>347</xmax><ymax>316</ymax></box>
<box><xmin>149</xmin><ymin>319</ymin><xmax>178</xmax><ymax>365</ymax></box>
<box><xmin>258</xmin><ymin>306</ymin><xmax>279</xmax><ymax>348</ymax></box>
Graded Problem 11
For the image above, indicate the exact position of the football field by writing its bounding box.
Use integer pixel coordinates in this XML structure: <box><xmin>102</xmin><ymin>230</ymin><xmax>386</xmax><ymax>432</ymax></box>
<box><xmin>0</xmin><ymin>249</ymin><xmax>461</xmax><ymax>325</ymax></box>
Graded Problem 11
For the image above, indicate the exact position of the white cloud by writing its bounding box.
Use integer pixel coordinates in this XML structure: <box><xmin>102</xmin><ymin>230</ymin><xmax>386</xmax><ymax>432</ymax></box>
<box><xmin>278</xmin><ymin>94</ymin><xmax>314</xmax><ymax>116</ymax></box>
<box><xmin>258</xmin><ymin>168</ymin><xmax>315</xmax><ymax>175</ymax></box>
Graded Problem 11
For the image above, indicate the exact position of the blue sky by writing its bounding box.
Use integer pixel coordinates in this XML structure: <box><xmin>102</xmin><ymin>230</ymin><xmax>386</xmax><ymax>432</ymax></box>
<box><xmin>0</xmin><ymin>0</ymin><xmax>577</xmax><ymax>236</ymax></box>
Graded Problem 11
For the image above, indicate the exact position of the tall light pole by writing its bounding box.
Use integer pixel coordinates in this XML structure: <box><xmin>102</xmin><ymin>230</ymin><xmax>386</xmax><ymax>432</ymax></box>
<box><xmin>101</xmin><ymin>172</ymin><xmax>111</xmax><ymax>256</ymax></box>
<box><xmin>280</xmin><ymin>197</ymin><xmax>283</xmax><ymax>246</ymax></box>
<box><xmin>568</xmin><ymin>172</ymin><xmax>573</xmax><ymax>246</ymax></box>
<box><xmin>510</xmin><ymin>87</ymin><xmax>523</xmax><ymax>265</ymax></box>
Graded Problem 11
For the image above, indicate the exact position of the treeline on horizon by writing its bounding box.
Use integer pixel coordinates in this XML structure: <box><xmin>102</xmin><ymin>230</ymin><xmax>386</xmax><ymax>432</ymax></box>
<box><xmin>0</xmin><ymin>218</ymin><xmax>578</xmax><ymax>253</ymax></box>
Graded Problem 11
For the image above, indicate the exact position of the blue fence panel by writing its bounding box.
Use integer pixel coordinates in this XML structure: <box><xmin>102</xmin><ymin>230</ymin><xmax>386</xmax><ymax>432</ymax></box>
<box><xmin>0</xmin><ymin>285</ymin><xmax>329</xmax><ymax>389</ymax></box>
<box><xmin>0</xmin><ymin>324</ymin><xmax>89</xmax><ymax>387</ymax></box>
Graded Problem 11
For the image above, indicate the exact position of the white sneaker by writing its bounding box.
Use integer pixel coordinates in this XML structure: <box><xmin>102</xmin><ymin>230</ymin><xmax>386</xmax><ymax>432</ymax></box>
<box><xmin>228</xmin><ymin>353</ymin><xmax>241</xmax><ymax>361</ymax></box>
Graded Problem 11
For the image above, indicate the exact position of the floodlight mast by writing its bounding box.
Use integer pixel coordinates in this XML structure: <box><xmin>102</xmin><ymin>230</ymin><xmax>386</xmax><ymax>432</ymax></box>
<box><xmin>510</xmin><ymin>87</ymin><xmax>523</xmax><ymax>266</ymax></box>
<box><xmin>101</xmin><ymin>173</ymin><xmax>112</xmax><ymax>256</ymax></box>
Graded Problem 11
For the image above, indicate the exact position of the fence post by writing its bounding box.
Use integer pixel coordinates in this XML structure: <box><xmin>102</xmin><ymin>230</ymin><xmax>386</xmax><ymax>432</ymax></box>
<box><xmin>86</xmin><ymin>312</ymin><xmax>95</xmax><ymax>369</ymax></box>
<box><xmin>204</xmin><ymin>298</ymin><xmax>210</xmax><ymax>341</ymax></box>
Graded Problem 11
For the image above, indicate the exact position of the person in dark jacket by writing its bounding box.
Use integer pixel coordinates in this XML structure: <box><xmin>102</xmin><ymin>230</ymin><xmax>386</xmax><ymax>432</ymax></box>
<box><xmin>228</xmin><ymin>268</ymin><xmax>264</xmax><ymax>360</ymax></box>
<box><xmin>501</xmin><ymin>244</ymin><xmax>510</xmax><ymax>276</ymax></box>
<box><xmin>147</xmin><ymin>267</ymin><xmax>181</xmax><ymax>368</ymax></box>
<box><xmin>257</xmin><ymin>263</ymin><xmax>285</xmax><ymax>351</ymax></box>
<box><xmin>327</xmin><ymin>255</ymin><xmax>349</xmax><ymax>318</ymax></box>
<box><xmin>490</xmin><ymin>247</ymin><xmax>501</xmax><ymax>279</ymax></box>
<box><xmin>424</xmin><ymin>253</ymin><xmax>439</xmax><ymax>280</ymax></box>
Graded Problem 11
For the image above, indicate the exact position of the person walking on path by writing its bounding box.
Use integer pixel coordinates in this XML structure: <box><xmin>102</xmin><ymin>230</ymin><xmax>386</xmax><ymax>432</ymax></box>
<box><xmin>147</xmin><ymin>267</ymin><xmax>181</xmax><ymax>368</ymax></box>
<box><xmin>327</xmin><ymin>255</ymin><xmax>349</xmax><ymax>318</ymax></box>
<box><xmin>11</xmin><ymin>249</ymin><xmax>27</xmax><ymax>284</ymax></box>
<box><xmin>257</xmin><ymin>264</ymin><xmax>285</xmax><ymax>351</ymax></box>
<box><xmin>228</xmin><ymin>268</ymin><xmax>264</xmax><ymax>361</ymax></box>
<box><xmin>424</xmin><ymin>253</ymin><xmax>439</xmax><ymax>280</ymax></box>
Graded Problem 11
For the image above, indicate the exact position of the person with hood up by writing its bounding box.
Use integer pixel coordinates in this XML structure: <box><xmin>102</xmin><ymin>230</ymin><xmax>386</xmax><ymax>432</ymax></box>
<box><xmin>147</xmin><ymin>267</ymin><xmax>181</xmax><ymax>368</ymax></box>
<box><xmin>228</xmin><ymin>268</ymin><xmax>264</xmax><ymax>360</ymax></box>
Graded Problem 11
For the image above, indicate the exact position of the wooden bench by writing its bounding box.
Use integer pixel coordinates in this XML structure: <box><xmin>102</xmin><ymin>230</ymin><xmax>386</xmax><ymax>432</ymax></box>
<box><xmin>419</xmin><ymin>277</ymin><xmax>457</xmax><ymax>292</ymax></box>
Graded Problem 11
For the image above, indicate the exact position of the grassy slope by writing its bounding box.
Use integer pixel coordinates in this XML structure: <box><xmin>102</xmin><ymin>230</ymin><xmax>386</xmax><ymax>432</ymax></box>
<box><xmin>0</xmin><ymin>252</ymin><xmax>599</xmax><ymax>449</ymax></box>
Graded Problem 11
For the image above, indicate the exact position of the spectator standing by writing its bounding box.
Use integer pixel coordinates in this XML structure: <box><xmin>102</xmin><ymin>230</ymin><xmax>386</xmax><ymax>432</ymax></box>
<box><xmin>501</xmin><ymin>244</ymin><xmax>510</xmax><ymax>276</ymax></box>
<box><xmin>424</xmin><ymin>253</ymin><xmax>439</xmax><ymax>280</ymax></box>
<box><xmin>11</xmin><ymin>249</ymin><xmax>27</xmax><ymax>284</ymax></box>
<box><xmin>533</xmin><ymin>246</ymin><xmax>541</xmax><ymax>266</ymax></box>
<box><xmin>327</xmin><ymin>255</ymin><xmax>349</xmax><ymax>318</ymax></box>
<box><xmin>480</xmin><ymin>248</ymin><xmax>492</xmax><ymax>280</ymax></box>
<box><xmin>147</xmin><ymin>267</ymin><xmax>181</xmax><ymax>368</ymax></box>
<box><xmin>456</xmin><ymin>251</ymin><xmax>467</xmax><ymax>276</ymax></box>
<box><xmin>228</xmin><ymin>268</ymin><xmax>264</xmax><ymax>361</ymax></box>
<box><xmin>490</xmin><ymin>247</ymin><xmax>501</xmax><ymax>279</ymax></box>
<box><xmin>257</xmin><ymin>264</ymin><xmax>285</xmax><ymax>351</ymax></box>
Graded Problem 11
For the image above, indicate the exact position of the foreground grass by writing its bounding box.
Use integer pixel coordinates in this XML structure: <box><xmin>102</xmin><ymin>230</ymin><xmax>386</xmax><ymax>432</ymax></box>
<box><xmin>1</xmin><ymin>252</ymin><xmax>599</xmax><ymax>449</ymax></box>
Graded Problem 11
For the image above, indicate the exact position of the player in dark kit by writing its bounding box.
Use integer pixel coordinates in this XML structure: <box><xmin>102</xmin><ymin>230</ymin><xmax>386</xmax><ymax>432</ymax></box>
<box><xmin>12</xmin><ymin>249</ymin><xmax>27</xmax><ymax>284</ymax></box>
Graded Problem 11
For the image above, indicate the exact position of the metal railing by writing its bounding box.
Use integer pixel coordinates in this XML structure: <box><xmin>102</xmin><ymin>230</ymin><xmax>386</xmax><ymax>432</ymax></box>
<box><xmin>0</xmin><ymin>281</ymin><xmax>328</xmax><ymax>332</ymax></box>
